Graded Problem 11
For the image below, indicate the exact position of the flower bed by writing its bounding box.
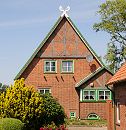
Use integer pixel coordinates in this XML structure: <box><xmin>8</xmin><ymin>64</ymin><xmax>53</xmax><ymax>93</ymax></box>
<box><xmin>40</xmin><ymin>125</ymin><xmax>68</xmax><ymax>130</ymax></box>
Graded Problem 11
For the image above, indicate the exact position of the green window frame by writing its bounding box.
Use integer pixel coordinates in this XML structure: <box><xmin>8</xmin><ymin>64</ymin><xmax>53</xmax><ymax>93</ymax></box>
<box><xmin>44</xmin><ymin>60</ymin><xmax>57</xmax><ymax>73</ymax></box>
<box><xmin>61</xmin><ymin>60</ymin><xmax>74</xmax><ymax>73</ymax></box>
<box><xmin>70</xmin><ymin>112</ymin><xmax>76</xmax><ymax>118</ymax></box>
<box><xmin>38</xmin><ymin>88</ymin><xmax>51</xmax><ymax>94</ymax></box>
<box><xmin>83</xmin><ymin>90</ymin><xmax>96</xmax><ymax>101</ymax></box>
<box><xmin>98</xmin><ymin>90</ymin><xmax>111</xmax><ymax>100</ymax></box>
<box><xmin>80</xmin><ymin>89</ymin><xmax>112</xmax><ymax>102</ymax></box>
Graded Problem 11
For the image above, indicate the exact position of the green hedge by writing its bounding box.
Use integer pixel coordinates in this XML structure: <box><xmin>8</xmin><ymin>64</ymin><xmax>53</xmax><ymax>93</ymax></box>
<box><xmin>0</xmin><ymin>118</ymin><xmax>24</xmax><ymax>130</ymax></box>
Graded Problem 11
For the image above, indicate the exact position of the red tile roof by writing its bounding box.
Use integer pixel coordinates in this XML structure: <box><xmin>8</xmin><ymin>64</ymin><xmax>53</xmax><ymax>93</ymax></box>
<box><xmin>107</xmin><ymin>62</ymin><xmax>126</xmax><ymax>85</ymax></box>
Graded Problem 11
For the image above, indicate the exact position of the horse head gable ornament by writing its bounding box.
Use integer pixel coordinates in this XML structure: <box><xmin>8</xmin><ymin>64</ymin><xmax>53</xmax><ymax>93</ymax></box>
<box><xmin>59</xmin><ymin>6</ymin><xmax>70</xmax><ymax>17</ymax></box>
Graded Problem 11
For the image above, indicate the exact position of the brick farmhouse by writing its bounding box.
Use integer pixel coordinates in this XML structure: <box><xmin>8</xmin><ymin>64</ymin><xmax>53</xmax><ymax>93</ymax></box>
<box><xmin>107</xmin><ymin>62</ymin><xmax>126</xmax><ymax>130</ymax></box>
<box><xmin>15</xmin><ymin>13</ymin><xmax>113</xmax><ymax>119</ymax></box>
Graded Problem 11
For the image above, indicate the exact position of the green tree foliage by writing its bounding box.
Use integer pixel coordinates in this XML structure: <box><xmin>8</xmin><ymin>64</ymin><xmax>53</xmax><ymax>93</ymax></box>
<box><xmin>93</xmin><ymin>0</ymin><xmax>126</xmax><ymax>72</ymax></box>
<box><xmin>0</xmin><ymin>78</ymin><xmax>45</xmax><ymax>129</ymax></box>
<box><xmin>41</xmin><ymin>94</ymin><xmax>66</xmax><ymax>127</ymax></box>
<box><xmin>0</xmin><ymin>118</ymin><xmax>24</xmax><ymax>130</ymax></box>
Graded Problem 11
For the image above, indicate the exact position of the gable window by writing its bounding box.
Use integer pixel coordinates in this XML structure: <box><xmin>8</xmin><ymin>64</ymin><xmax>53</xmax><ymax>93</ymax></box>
<box><xmin>44</xmin><ymin>60</ymin><xmax>56</xmax><ymax>73</ymax></box>
<box><xmin>116</xmin><ymin>102</ymin><xmax>120</xmax><ymax>124</ymax></box>
<box><xmin>38</xmin><ymin>88</ymin><xmax>51</xmax><ymax>94</ymax></box>
<box><xmin>62</xmin><ymin>61</ymin><xmax>73</xmax><ymax>73</ymax></box>
<box><xmin>83</xmin><ymin>90</ymin><xmax>95</xmax><ymax>100</ymax></box>
<box><xmin>98</xmin><ymin>90</ymin><xmax>111</xmax><ymax>100</ymax></box>
<box><xmin>70</xmin><ymin>112</ymin><xmax>76</xmax><ymax>118</ymax></box>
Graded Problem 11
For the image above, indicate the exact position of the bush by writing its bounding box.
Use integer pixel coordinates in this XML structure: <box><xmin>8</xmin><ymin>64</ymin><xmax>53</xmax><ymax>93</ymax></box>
<box><xmin>0</xmin><ymin>118</ymin><xmax>24</xmax><ymax>130</ymax></box>
<box><xmin>41</xmin><ymin>94</ymin><xmax>66</xmax><ymax>127</ymax></box>
<box><xmin>0</xmin><ymin>78</ymin><xmax>45</xmax><ymax>130</ymax></box>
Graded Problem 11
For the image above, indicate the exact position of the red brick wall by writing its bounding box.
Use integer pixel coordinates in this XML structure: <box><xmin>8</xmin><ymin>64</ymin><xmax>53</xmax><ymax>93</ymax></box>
<box><xmin>106</xmin><ymin>100</ymin><xmax>114</xmax><ymax>130</ymax></box>
<box><xmin>80</xmin><ymin>102</ymin><xmax>107</xmax><ymax>119</ymax></box>
<box><xmin>21</xmin><ymin>58</ymin><xmax>103</xmax><ymax>117</ymax></box>
<box><xmin>114</xmin><ymin>82</ymin><xmax>126</xmax><ymax>130</ymax></box>
<box><xmin>20</xmin><ymin>17</ymin><xmax>112</xmax><ymax>118</ymax></box>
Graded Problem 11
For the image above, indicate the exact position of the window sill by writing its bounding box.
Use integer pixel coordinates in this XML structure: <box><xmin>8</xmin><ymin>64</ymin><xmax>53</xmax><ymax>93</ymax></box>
<box><xmin>44</xmin><ymin>72</ymin><xmax>57</xmax><ymax>74</ymax></box>
<box><xmin>80</xmin><ymin>100</ymin><xmax>106</xmax><ymax>103</ymax></box>
<box><xmin>61</xmin><ymin>72</ymin><xmax>74</xmax><ymax>74</ymax></box>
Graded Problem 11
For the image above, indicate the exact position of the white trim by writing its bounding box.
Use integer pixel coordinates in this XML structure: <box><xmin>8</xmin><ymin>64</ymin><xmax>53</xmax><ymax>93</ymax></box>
<box><xmin>38</xmin><ymin>88</ymin><xmax>51</xmax><ymax>94</ymax></box>
<box><xmin>117</xmin><ymin>102</ymin><xmax>120</xmax><ymax>124</ymax></box>
<box><xmin>98</xmin><ymin>90</ymin><xmax>111</xmax><ymax>100</ymax></box>
<box><xmin>61</xmin><ymin>60</ymin><xmax>74</xmax><ymax>73</ymax></box>
<box><xmin>83</xmin><ymin>90</ymin><xmax>96</xmax><ymax>100</ymax></box>
<box><xmin>80</xmin><ymin>89</ymin><xmax>83</xmax><ymax>101</ymax></box>
<box><xmin>44</xmin><ymin>60</ymin><xmax>57</xmax><ymax>73</ymax></box>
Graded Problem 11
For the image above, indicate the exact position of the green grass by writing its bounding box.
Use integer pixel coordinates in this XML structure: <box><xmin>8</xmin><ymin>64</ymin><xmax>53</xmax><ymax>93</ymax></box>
<box><xmin>66</xmin><ymin>119</ymin><xmax>107</xmax><ymax>127</ymax></box>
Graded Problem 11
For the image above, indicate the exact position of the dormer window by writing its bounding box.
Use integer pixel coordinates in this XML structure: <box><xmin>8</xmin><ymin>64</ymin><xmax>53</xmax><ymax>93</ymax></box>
<box><xmin>83</xmin><ymin>90</ymin><xmax>95</xmax><ymax>100</ymax></box>
<box><xmin>98</xmin><ymin>90</ymin><xmax>111</xmax><ymax>100</ymax></box>
<box><xmin>80</xmin><ymin>89</ymin><xmax>112</xmax><ymax>101</ymax></box>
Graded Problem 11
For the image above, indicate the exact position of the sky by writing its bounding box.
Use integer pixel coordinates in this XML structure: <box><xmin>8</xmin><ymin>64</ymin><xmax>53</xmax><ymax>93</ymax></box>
<box><xmin>0</xmin><ymin>0</ymin><xmax>110</xmax><ymax>85</ymax></box>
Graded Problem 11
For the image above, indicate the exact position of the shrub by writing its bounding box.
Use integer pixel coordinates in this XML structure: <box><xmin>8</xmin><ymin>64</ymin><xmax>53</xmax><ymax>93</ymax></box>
<box><xmin>41</xmin><ymin>94</ymin><xmax>66</xmax><ymax>127</ymax></box>
<box><xmin>0</xmin><ymin>118</ymin><xmax>24</xmax><ymax>130</ymax></box>
<box><xmin>0</xmin><ymin>78</ymin><xmax>45</xmax><ymax>130</ymax></box>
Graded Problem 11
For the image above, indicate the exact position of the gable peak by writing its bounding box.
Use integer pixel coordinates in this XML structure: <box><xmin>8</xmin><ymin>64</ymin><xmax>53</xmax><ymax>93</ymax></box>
<box><xmin>59</xmin><ymin>6</ymin><xmax>70</xmax><ymax>17</ymax></box>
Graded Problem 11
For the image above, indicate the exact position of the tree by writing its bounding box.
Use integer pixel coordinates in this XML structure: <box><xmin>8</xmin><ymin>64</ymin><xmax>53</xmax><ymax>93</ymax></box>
<box><xmin>0</xmin><ymin>78</ymin><xmax>45</xmax><ymax>130</ymax></box>
<box><xmin>93</xmin><ymin>0</ymin><xmax>126</xmax><ymax>72</ymax></box>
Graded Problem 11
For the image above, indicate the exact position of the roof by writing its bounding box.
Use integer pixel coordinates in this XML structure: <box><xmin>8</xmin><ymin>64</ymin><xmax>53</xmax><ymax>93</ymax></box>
<box><xmin>107</xmin><ymin>62</ymin><xmax>126</xmax><ymax>85</ymax></box>
<box><xmin>15</xmin><ymin>14</ymin><xmax>107</xmax><ymax>80</ymax></box>
<box><xmin>75</xmin><ymin>66</ymin><xmax>113</xmax><ymax>88</ymax></box>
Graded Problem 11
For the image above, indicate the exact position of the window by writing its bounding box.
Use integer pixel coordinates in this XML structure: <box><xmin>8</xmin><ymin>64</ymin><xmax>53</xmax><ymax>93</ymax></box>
<box><xmin>80</xmin><ymin>89</ymin><xmax>112</xmax><ymax>101</ymax></box>
<box><xmin>98</xmin><ymin>90</ymin><xmax>111</xmax><ymax>100</ymax></box>
<box><xmin>62</xmin><ymin>61</ymin><xmax>73</xmax><ymax>73</ymax></box>
<box><xmin>117</xmin><ymin>102</ymin><xmax>120</xmax><ymax>123</ymax></box>
<box><xmin>38</xmin><ymin>88</ymin><xmax>51</xmax><ymax>94</ymax></box>
<box><xmin>83</xmin><ymin>90</ymin><xmax>95</xmax><ymax>100</ymax></box>
<box><xmin>44</xmin><ymin>60</ymin><xmax>56</xmax><ymax>73</ymax></box>
<box><xmin>88</xmin><ymin>113</ymin><xmax>99</xmax><ymax>120</ymax></box>
<box><xmin>70</xmin><ymin>112</ymin><xmax>76</xmax><ymax>118</ymax></box>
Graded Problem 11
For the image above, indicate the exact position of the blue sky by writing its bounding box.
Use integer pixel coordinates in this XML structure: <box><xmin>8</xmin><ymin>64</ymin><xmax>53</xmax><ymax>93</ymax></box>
<box><xmin>0</xmin><ymin>0</ymin><xmax>110</xmax><ymax>85</ymax></box>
